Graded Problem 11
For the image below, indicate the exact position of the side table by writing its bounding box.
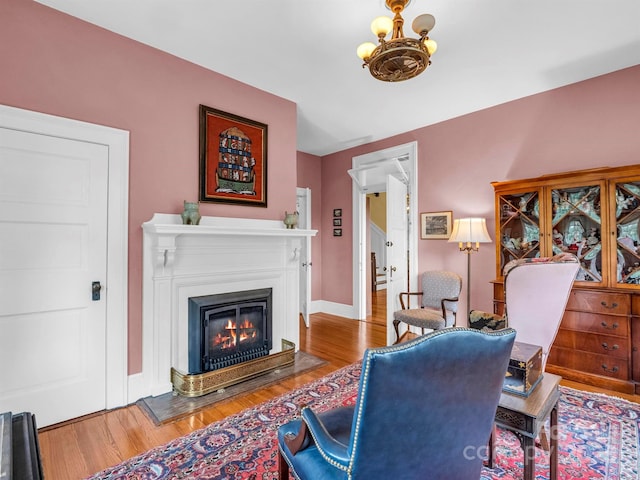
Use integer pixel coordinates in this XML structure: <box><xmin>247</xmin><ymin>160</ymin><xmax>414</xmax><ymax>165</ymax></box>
<box><xmin>488</xmin><ymin>372</ymin><xmax>561</xmax><ymax>480</ymax></box>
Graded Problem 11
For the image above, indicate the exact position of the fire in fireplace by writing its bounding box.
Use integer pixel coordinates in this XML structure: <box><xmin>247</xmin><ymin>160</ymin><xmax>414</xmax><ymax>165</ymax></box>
<box><xmin>188</xmin><ymin>288</ymin><xmax>272</xmax><ymax>374</ymax></box>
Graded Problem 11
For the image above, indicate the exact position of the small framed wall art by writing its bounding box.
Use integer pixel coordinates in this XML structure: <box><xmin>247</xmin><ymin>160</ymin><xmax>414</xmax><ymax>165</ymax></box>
<box><xmin>333</xmin><ymin>228</ymin><xmax>342</xmax><ymax>237</ymax></box>
<box><xmin>421</xmin><ymin>211</ymin><xmax>453</xmax><ymax>239</ymax></box>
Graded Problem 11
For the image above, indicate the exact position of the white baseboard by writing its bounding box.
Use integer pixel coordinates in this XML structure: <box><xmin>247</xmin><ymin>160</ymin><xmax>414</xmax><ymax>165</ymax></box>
<box><xmin>127</xmin><ymin>372</ymin><xmax>147</xmax><ymax>404</ymax></box>
<box><xmin>310</xmin><ymin>300</ymin><xmax>355</xmax><ymax>319</ymax></box>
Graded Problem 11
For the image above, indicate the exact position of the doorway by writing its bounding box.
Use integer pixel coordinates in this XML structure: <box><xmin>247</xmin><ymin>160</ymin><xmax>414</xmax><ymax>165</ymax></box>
<box><xmin>349</xmin><ymin>142</ymin><xmax>418</xmax><ymax>345</ymax></box>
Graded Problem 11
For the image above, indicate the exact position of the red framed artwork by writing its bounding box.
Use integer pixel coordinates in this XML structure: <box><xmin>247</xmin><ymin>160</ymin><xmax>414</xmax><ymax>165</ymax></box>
<box><xmin>199</xmin><ymin>105</ymin><xmax>267</xmax><ymax>207</ymax></box>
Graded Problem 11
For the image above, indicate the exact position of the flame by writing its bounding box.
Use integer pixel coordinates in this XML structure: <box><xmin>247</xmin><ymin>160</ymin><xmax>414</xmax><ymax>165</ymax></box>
<box><xmin>212</xmin><ymin>316</ymin><xmax>258</xmax><ymax>349</ymax></box>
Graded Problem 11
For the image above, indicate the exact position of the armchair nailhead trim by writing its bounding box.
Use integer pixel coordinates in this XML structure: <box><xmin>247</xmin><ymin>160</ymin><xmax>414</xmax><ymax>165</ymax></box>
<box><xmin>278</xmin><ymin>445</ymin><xmax>304</xmax><ymax>480</ymax></box>
<box><xmin>301</xmin><ymin>406</ymin><xmax>350</xmax><ymax>474</ymax></box>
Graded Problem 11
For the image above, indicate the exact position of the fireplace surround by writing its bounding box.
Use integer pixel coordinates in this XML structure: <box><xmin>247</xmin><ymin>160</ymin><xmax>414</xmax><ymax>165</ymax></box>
<box><xmin>142</xmin><ymin>214</ymin><xmax>316</xmax><ymax>397</ymax></box>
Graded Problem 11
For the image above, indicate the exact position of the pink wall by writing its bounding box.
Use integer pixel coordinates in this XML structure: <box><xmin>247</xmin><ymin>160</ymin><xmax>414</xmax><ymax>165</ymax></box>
<box><xmin>296</xmin><ymin>152</ymin><xmax>323</xmax><ymax>300</ymax></box>
<box><xmin>0</xmin><ymin>0</ymin><xmax>297</xmax><ymax>374</ymax></box>
<box><xmin>320</xmin><ymin>155</ymin><xmax>356</xmax><ymax>304</ymax></box>
<box><xmin>320</xmin><ymin>65</ymin><xmax>640</xmax><ymax>317</ymax></box>
<box><xmin>2</xmin><ymin>0</ymin><xmax>639</xmax><ymax>373</ymax></box>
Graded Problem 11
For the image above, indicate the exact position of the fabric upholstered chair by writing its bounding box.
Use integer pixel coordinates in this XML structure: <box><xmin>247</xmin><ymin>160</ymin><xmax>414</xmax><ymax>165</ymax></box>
<box><xmin>277</xmin><ymin>327</ymin><xmax>517</xmax><ymax>480</ymax></box>
<box><xmin>469</xmin><ymin>252</ymin><xmax>579</xmax><ymax>370</ymax></box>
<box><xmin>392</xmin><ymin>270</ymin><xmax>462</xmax><ymax>343</ymax></box>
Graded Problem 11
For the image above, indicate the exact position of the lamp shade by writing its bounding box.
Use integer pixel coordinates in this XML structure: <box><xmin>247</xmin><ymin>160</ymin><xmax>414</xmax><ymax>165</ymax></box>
<box><xmin>357</xmin><ymin>42</ymin><xmax>377</xmax><ymax>60</ymax></box>
<box><xmin>411</xmin><ymin>14</ymin><xmax>436</xmax><ymax>35</ymax></box>
<box><xmin>371</xmin><ymin>16</ymin><xmax>393</xmax><ymax>37</ymax></box>
<box><xmin>448</xmin><ymin>218</ymin><xmax>492</xmax><ymax>244</ymax></box>
<box><xmin>423</xmin><ymin>38</ymin><xmax>437</xmax><ymax>55</ymax></box>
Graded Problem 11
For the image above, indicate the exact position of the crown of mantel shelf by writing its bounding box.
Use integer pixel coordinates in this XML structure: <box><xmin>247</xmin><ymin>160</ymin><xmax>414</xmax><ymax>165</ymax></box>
<box><xmin>142</xmin><ymin>213</ymin><xmax>317</xmax><ymax>240</ymax></box>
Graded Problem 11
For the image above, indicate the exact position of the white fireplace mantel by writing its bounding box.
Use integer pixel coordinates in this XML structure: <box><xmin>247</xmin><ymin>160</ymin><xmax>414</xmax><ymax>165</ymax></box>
<box><xmin>141</xmin><ymin>213</ymin><xmax>316</xmax><ymax>397</ymax></box>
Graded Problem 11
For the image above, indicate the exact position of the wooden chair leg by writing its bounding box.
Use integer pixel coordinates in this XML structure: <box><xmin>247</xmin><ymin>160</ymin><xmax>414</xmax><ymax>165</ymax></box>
<box><xmin>393</xmin><ymin>319</ymin><xmax>401</xmax><ymax>343</ymax></box>
<box><xmin>278</xmin><ymin>450</ymin><xmax>289</xmax><ymax>478</ymax></box>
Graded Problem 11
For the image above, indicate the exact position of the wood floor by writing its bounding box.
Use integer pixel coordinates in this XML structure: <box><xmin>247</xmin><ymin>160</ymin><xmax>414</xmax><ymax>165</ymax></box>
<box><xmin>38</xmin><ymin>289</ymin><xmax>637</xmax><ymax>479</ymax></box>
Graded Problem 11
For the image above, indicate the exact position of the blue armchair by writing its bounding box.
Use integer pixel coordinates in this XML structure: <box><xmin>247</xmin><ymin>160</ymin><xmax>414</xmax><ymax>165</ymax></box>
<box><xmin>277</xmin><ymin>327</ymin><xmax>517</xmax><ymax>479</ymax></box>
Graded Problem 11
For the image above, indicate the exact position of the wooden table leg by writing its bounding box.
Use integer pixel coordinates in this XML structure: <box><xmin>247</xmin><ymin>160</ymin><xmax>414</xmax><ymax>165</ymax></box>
<box><xmin>550</xmin><ymin>404</ymin><xmax>558</xmax><ymax>480</ymax></box>
<box><xmin>486</xmin><ymin>424</ymin><xmax>496</xmax><ymax>468</ymax></box>
<box><xmin>522</xmin><ymin>436</ymin><xmax>535</xmax><ymax>480</ymax></box>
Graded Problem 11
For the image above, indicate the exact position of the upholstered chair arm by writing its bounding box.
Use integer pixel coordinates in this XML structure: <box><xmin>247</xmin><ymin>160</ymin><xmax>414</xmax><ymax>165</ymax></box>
<box><xmin>300</xmin><ymin>407</ymin><xmax>351</xmax><ymax>467</ymax></box>
<box><xmin>399</xmin><ymin>291</ymin><xmax>423</xmax><ymax>310</ymax></box>
<box><xmin>440</xmin><ymin>296</ymin><xmax>459</xmax><ymax>320</ymax></box>
<box><xmin>468</xmin><ymin>310</ymin><xmax>506</xmax><ymax>331</ymax></box>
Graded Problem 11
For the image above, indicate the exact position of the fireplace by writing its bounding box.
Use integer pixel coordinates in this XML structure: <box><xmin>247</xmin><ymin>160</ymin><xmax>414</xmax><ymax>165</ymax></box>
<box><xmin>188</xmin><ymin>288</ymin><xmax>272</xmax><ymax>374</ymax></box>
<box><xmin>141</xmin><ymin>214</ymin><xmax>316</xmax><ymax>398</ymax></box>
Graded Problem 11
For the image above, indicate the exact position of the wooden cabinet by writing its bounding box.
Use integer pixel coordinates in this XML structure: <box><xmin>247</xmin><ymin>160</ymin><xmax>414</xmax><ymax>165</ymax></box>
<box><xmin>492</xmin><ymin>166</ymin><xmax>640</xmax><ymax>394</ymax></box>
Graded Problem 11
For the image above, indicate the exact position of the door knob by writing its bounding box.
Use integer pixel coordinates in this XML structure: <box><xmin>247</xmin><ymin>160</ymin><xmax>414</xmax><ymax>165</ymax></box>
<box><xmin>92</xmin><ymin>281</ymin><xmax>102</xmax><ymax>301</ymax></box>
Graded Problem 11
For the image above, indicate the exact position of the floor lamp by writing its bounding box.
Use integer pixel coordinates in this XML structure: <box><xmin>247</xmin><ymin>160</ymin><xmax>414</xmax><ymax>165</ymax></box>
<box><xmin>448</xmin><ymin>218</ymin><xmax>492</xmax><ymax>319</ymax></box>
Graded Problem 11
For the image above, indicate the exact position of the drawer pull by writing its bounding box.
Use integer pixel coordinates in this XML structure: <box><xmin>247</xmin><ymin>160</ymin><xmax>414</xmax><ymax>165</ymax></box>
<box><xmin>601</xmin><ymin>342</ymin><xmax>619</xmax><ymax>351</ymax></box>
<box><xmin>601</xmin><ymin>364</ymin><xmax>619</xmax><ymax>373</ymax></box>
<box><xmin>600</xmin><ymin>321</ymin><xmax>619</xmax><ymax>330</ymax></box>
<box><xmin>600</xmin><ymin>301</ymin><xmax>619</xmax><ymax>310</ymax></box>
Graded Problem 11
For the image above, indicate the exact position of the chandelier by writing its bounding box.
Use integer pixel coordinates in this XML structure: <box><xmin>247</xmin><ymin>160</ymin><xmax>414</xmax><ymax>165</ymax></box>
<box><xmin>357</xmin><ymin>0</ymin><xmax>437</xmax><ymax>82</ymax></box>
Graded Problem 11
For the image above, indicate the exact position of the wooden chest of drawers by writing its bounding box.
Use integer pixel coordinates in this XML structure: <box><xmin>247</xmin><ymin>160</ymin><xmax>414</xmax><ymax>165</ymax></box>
<box><xmin>546</xmin><ymin>289</ymin><xmax>634</xmax><ymax>393</ymax></box>
<box><xmin>493</xmin><ymin>284</ymin><xmax>638</xmax><ymax>394</ymax></box>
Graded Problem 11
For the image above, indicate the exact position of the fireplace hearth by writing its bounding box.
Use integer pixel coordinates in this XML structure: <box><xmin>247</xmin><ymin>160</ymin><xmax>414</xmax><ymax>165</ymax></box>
<box><xmin>188</xmin><ymin>288</ymin><xmax>272</xmax><ymax>374</ymax></box>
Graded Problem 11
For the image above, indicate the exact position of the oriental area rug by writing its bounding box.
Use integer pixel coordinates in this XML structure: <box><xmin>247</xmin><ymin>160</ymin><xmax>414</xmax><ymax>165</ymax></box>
<box><xmin>86</xmin><ymin>362</ymin><xmax>639</xmax><ymax>480</ymax></box>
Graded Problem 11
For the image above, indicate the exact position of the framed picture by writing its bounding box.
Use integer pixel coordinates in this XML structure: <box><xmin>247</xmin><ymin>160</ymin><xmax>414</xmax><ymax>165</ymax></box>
<box><xmin>333</xmin><ymin>208</ymin><xmax>342</xmax><ymax>217</ymax></box>
<box><xmin>333</xmin><ymin>228</ymin><xmax>342</xmax><ymax>237</ymax></box>
<box><xmin>199</xmin><ymin>104</ymin><xmax>267</xmax><ymax>207</ymax></box>
<box><xmin>333</xmin><ymin>218</ymin><xmax>342</xmax><ymax>227</ymax></box>
<box><xmin>421</xmin><ymin>211</ymin><xmax>452</xmax><ymax>239</ymax></box>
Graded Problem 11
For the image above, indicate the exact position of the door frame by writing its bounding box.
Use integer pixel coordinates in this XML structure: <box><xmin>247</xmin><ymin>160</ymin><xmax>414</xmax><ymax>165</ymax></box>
<box><xmin>296</xmin><ymin>187</ymin><xmax>312</xmax><ymax>327</ymax></box>
<box><xmin>0</xmin><ymin>105</ymin><xmax>129</xmax><ymax>409</ymax></box>
<box><xmin>351</xmin><ymin>141</ymin><xmax>418</xmax><ymax>321</ymax></box>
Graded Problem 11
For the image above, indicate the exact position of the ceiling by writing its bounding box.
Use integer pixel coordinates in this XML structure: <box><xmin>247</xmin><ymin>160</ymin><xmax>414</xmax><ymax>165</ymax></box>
<box><xmin>36</xmin><ymin>0</ymin><xmax>640</xmax><ymax>156</ymax></box>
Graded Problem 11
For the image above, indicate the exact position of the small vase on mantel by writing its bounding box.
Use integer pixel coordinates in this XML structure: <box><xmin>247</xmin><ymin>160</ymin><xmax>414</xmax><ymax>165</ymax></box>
<box><xmin>181</xmin><ymin>201</ymin><xmax>201</xmax><ymax>225</ymax></box>
<box><xmin>283</xmin><ymin>211</ymin><xmax>299</xmax><ymax>229</ymax></box>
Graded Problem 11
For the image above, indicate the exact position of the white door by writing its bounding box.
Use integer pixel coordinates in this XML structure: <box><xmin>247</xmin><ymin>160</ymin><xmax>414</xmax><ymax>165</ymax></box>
<box><xmin>296</xmin><ymin>188</ymin><xmax>312</xmax><ymax>327</ymax></box>
<box><xmin>0</xmin><ymin>127</ymin><xmax>108</xmax><ymax>427</ymax></box>
<box><xmin>385</xmin><ymin>175</ymin><xmax>409</xmax><ymax>345</ymax></box>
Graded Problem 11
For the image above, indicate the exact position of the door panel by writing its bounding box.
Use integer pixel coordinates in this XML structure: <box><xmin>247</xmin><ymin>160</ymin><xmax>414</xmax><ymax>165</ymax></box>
<box><xmin>297</xmin><ymin>188</ymin><xmax>311</xmax><ymax>327</ymax></box>
<box><xmin>0</xmin><ymin>127</ymin><xmax>108</xmax><ymax>427</ymax></box>
<box><xmin>386</xmin><ymin>175</ymin><xmax>408</xmax><ymax>345</ymax></box>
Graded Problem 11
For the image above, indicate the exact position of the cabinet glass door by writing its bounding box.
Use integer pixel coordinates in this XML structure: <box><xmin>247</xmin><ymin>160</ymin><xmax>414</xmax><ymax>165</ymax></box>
<box><xmin>613</xmin><ymin>180</ymin><xmax>640</xmax><ymax>286</ymax></box>
<box><xmin>550</xmin><ymin>184</ymin><xmax>603</xmax><ymax>284</ymax></box>
<box><xmin>497</xmin><ymin>190</ymin><xmax>541</xmax><ymax>273</ymax></box>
